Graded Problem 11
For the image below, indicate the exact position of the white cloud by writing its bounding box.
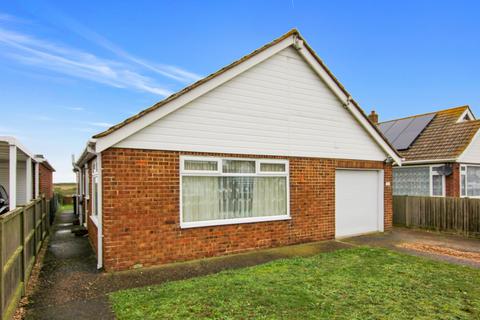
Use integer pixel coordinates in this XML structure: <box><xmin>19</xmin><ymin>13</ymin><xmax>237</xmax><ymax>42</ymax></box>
<box><xmin>35</xmin><ymin>10</ymin><xmax>202</xmax><ymax>83</ymax></box>
<box><xmin>0</xmin><ymin>125</ymin><xmax>16</xmax><ymax>134</ymax></box>
<box><xmin>86</xmin><ymin>122</ymin><xmax>113</xmax><ymax>128</ymax></box>
<box><xmin>36</xmin><ymin>115</ymin><xmax>54</xmax><ymax>121</ymax></box>
<box><xmin>0</xmin><ymin>27</ymin><xmax>173</xmax><ymax>96</ymax></box>
<box><xmin>0</xmin><ymin>13</ymin><xmax>26</xmax><ymax>23</ymax></box>
<box><xmin>66</xmin><ymin>107</ymin><xmax>84</xmax><ymax>111</ymax></box>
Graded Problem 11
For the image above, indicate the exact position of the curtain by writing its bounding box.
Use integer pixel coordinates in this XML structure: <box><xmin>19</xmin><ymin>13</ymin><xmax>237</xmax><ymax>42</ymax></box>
<box><xmin>182</xmin><ymin>176</ymin><xmax>220</xmax><ymax>222</ymax></box>
<box><xmin>184</xmin><ymin>160</ymin><xmax>217</xmax><ymax>171</ymax></box>
<box><xmin>182</xmin><ymin>176</ymin><xmax>287</xmax><ymax>223</ymax></box>
<box><xmin>252</xmin><ymin>177</ymin><xmax>287</xmax><ymax>216</ymax></box>
<box><xmin>222</xmin><ymin>160</ymin><xmax>255</xmax><ymax>173</ymax></box>
<box><xmin>260</xmin><ymin>163</ymin><xmax>286</xmax><ymax>172</ymax></box>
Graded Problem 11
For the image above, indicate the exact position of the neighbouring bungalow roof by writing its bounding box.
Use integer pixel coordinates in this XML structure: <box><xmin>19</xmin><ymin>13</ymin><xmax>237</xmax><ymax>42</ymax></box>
<box><xmin>379</xmin><ymin>106</ymin><xmax>480</xmax><ymax>162</ymax></box>
<box><xmin>88</xmin><ymin>29</ymin><xmax>400</xmax><ymax>163</ymax></box>
<box><xmin>0</xmin><ymin>136</ymin><xmax>55</xmax><ymax>170</ymax></box>
<box><xmin>34</xmin><ymin>155</ymin><xmax>56</xmax><ymax>172</ymax></box>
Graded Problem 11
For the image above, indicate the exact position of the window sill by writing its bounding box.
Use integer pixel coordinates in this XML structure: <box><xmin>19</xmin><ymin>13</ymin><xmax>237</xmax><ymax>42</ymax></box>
<box><xmin>90</xmin><ymin>215</ymin><xmax>99</xmax><ymax>227</ymax></box>
<box><xmin>180</xmin><ymin>215</ymin><xmax>291</xmax><ymax>229</ymax></box>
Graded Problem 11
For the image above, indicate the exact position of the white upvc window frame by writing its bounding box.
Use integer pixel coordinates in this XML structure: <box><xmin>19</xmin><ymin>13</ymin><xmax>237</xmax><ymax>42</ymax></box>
<box><xmin>84</xmin><ymin>163</ymin><xmax>89</xmax><ymax>200</ymax></box>
<box><xmin>180</xmin><ymin>155</ymin><xmax>291</xmax><ymax>229</ymax></box>
<box><xmin>430</xmin><ymin>165</ymin><xmax>446</xmax><ymax>197</ymax></box>
<box><xmin>460</xmin><ymin>164</ymin><xmax>480</xmax><ymax>198</ymax></box>
<box><xmin>393</xmin><ymin>164</ymin><xmax>445</xmax><ymax>197</ymax></box>
<box><xmin>90</xmin><ymin>158</ymin><xmax>99</xmax><ymax>226</ymax></box>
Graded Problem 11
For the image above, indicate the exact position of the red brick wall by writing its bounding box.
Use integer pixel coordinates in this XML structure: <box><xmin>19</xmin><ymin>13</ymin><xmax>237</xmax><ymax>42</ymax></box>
<box><xmin>445</xmin><ymin>163</ymin><xmax>460</xmax><ymax>197</ymax></box>
<box><xmin>100</xmin><ymin>148</ymin><xmax>393</xmax><ymax>271</ymax></box>
<box><xmin>39</xmin><ymin>164</ymin><xmax>53</xmax><ymax>199</ymax></box>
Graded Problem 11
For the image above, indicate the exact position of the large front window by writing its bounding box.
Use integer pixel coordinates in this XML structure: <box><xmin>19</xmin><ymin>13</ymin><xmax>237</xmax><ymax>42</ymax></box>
<box><xmin>180</xmin><ymin>156</ymin><xmax>290</xmax><ymax>228</ymax></box>
<box><xmin>393</xmin><ymin>166</ymin><xmax>445</xmax><ymax>196</ymax></box>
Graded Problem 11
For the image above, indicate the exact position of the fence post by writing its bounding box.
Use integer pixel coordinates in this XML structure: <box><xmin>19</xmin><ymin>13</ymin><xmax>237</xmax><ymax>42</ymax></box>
<box><xmin>405</xmin><ymin>196</ymin><xmax>410</xmax><ymax>227</ymax></box>
<box><xmin>21</xmin><ymin>207</ymin><xmax>27</xmax><ymax>295</ymax></box>
<box><xmin>46</xmin><ymin>199</ymin><xmax>50</xmax><ymax>235</ymax></box>
<box><xmin>33</xmin><ymin>200</ymin><xmax>37</xmax><ymax>260</ymax></box>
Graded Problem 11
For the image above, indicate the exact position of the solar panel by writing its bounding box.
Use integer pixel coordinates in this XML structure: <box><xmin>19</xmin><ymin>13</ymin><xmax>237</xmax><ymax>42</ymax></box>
<box><xmin>379</xmin><ymin>113</ymin><xmax>435</xmax><ymax>150</ymax></box>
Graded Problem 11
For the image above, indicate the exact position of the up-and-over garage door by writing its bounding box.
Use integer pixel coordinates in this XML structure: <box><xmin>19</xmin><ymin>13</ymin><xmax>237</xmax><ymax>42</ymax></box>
<box><xmin>335</xmin><ymin>169</ymin><xmax>384</xmax><ymax>238</ymax></box>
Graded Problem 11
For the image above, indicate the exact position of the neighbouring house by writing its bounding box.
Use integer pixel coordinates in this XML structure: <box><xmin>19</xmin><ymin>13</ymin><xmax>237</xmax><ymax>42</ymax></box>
<box><xmin>0</xmin><ymin>136</ymin><xmax>55</xmax><ymax>211</ymax></box>
<box><xmin>373</xmin><ymin>105</ymin><xmax>480</xmax><ymax>198</ymax></box>
<box><xmin>74</xmin><ymin>29</ymin><xmax>401</xmax><ymax>271</ymax></box>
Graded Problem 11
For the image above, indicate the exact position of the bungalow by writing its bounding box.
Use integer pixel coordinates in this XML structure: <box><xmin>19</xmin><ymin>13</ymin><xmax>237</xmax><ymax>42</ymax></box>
<box><xmin>74</xmin><ymin>29</ymin><xmax>401</xmax><ymax>271</ymax></box>
<box><xmin>373</xmin><ymin>105</ymin><xmax>480</xmax><ymax>197</ymax></box>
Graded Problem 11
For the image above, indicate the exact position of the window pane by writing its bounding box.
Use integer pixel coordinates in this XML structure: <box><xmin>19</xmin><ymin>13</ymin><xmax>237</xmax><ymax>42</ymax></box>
<box><xmin>184</xmin><ymin>160</ymin><xmax>217</xmax><ymax>171</ymax></box>
<box><xmin>222</xmin><ymin>160</ymin><xmax>255</xmax><ymax>173</ymax></box>
<box><xmin>461</xmin><ymin>174</ymin><xmax>466</xmax><ymax>197</ymax></box>
<box><xmin>393</xmin><ymin>167</ymin><xmax>430</xmax><ymax>196</ymax></box>
<box><xmin>182</xmin><ymin>176</ymin><xmax>287</xmax><ymax>222</ymax></box>
<box><xmin>432</xmin><ymin>175</ymin><xmax>443</xmax><ymax>196</ymax></box>
<box><xmin>260</xmin><ymin>163</ymin><xmax>286</xmax><ymax>172</ymax></box>
<box><xmin>467</xmin><ymin>166</ymin><xmax>480</xmax><ymax>196</ymax></box>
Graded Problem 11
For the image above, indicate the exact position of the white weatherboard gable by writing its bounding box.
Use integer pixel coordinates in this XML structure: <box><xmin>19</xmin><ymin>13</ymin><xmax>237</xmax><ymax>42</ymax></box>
<box><xmin>458</xmin><ymin>128</ymin><xmax>480</xmax><ymax>163</ymax></box>
<box><xmin>115</xmin><ymin>47</ymin><xmax>387</xmax><ymax>161</ymax></box>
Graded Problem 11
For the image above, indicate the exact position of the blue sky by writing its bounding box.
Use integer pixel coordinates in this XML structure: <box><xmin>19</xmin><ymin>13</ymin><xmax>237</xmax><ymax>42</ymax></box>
<box><xmin>0</xmin><ymin>1</ymin><xmax>479</xmax><ymax>182</ymax></box>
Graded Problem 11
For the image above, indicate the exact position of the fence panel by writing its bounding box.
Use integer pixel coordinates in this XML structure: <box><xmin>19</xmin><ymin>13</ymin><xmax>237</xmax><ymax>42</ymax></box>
<box><xmin>0</xmin><ymin>196</ymin><xmax>50</xmax><ymax>320</ymax></box>
<box><xmin>393</xmin><ymin>195</ymin><xmax>480</xmax><ymax>237</ymax></box>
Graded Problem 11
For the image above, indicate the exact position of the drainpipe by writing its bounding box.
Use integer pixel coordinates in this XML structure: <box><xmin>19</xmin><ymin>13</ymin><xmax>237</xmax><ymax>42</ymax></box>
<box><xmin>96</xmin><ymin>151</ymin><xmax>103</xmax><ymax>270</ymax></box>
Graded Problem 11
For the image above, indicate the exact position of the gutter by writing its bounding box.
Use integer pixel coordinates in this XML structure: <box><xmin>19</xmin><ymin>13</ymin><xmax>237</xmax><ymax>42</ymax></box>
<box><xmin>401</xmin><ymin>158</ymin><xmax>457</xmax><ymax>165</ymax></box>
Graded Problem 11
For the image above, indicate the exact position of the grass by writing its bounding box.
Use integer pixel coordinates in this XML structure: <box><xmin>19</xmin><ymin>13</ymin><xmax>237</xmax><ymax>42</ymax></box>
<box><xmin>109</xmin><ymin>247</ymin><xmax>480</xmax><ymax>320</ymax></box>
<box><xmin>53</xmin><ymin>182</ymin><xmax>76</xmax><ymax>195</ymax></box>
<box><xmin>58</xmin><ymin>204</ymin><xmax>73</xmax><ymax>213</ymax></box>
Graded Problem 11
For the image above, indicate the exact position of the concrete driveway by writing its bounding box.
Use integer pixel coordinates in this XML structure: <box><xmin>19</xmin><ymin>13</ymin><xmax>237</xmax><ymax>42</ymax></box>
<box><xmin>342</xmin><ymin>227</ymin><xmax>480</xmax><ymax>269</ymax></box>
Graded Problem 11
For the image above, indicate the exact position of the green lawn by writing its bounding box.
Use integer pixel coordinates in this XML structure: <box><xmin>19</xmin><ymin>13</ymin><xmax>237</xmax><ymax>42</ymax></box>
<box><xmin>58</xmin><ymin>203</ymin><xmax>73</xmax><ymax>213</ymax></box>
<box><xmin>109</xmin><ymin>247</ymin><xmax>480</xmax><ymax>320</ymax></box>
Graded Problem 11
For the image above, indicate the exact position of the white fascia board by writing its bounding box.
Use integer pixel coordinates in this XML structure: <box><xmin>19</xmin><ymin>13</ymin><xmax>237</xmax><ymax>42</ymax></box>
<box><xmin>293</xmin><ymin>42</ymin><xmax>402</xmax><ymax>166</ymax></box>
<box><xmin>402</xmin><ymin>158</ymin><xmax>457</xmax><ymax>165</ymax></box>
<box><xmin>76</xmin><ymin>139</ymin><xmax>97</xmax><ymax>167</ymax></box>
<box><xmin>95</xmin><ymin>36</ymin><xmax>296</xmax><ymax>153</ymax></box>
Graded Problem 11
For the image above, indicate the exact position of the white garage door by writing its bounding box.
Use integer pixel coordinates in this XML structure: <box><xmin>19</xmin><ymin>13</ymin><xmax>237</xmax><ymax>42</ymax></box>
<box><xmin>335</xmin><ymin>170</ymin><xmax>383</xmax><ymax>238</ymax></box>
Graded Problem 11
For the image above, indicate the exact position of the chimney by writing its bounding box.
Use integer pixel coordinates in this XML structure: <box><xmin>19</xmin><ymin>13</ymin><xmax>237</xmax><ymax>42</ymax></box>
<box><xmin>368</xmin><ymin>110</ymin><xmax>379</xmax><ymax>125</ymax></box>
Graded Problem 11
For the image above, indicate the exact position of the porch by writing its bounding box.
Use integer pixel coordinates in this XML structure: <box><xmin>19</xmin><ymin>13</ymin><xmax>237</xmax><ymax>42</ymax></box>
<box><xmin>0</xmin><ymin>137</ymin><xmax>42</xmax><ymax>210</ymax></box>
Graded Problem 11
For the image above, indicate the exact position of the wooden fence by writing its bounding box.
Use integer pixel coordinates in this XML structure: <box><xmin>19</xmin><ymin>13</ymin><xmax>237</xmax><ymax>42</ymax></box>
<box><xmin>393</xmin><ymin>195</ymin><xmax>480</xmax><ymax>237</ymax></box>
<box><xmin>0</xmin><ymin>196</ymin><xmax>50</xmax><ymax>320</ymax></box>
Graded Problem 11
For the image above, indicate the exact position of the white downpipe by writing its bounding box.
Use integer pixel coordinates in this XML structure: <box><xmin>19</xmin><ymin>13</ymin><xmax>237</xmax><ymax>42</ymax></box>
<box><xmin>26</xmin><ymin>158</ymin><xmax>32</xmax><ymax>202</ymax></box>
<box><xmin>96</xmin><ymin>153</ymin><xmax>103</xmax><ymax>269</ymax></box>
<box><xmin>34</xmin><ymin>162</ymin><xmax>40</xmax><ymax>198</ymax></box>
<box><xmin>9</xmin><ymin>144</ymin><xmax>17</xmax><ymax>210</ymax></box>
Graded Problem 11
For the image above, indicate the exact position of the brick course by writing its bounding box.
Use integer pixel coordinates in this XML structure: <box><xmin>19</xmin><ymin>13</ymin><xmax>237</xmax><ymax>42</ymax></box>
<box><xmin>99</xmin><ymin>148</ymin><xmax>393</xmax><ymax>271</ymax></box>
<box><xmin>445</xmin><ymin>163</ymin><xmax>460</xmax><ymax>197</ymax></box>
<box><xmin>39</xmin><ymin>163</ymin><xmax>53</xmax><ymax>199</ymax></box>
